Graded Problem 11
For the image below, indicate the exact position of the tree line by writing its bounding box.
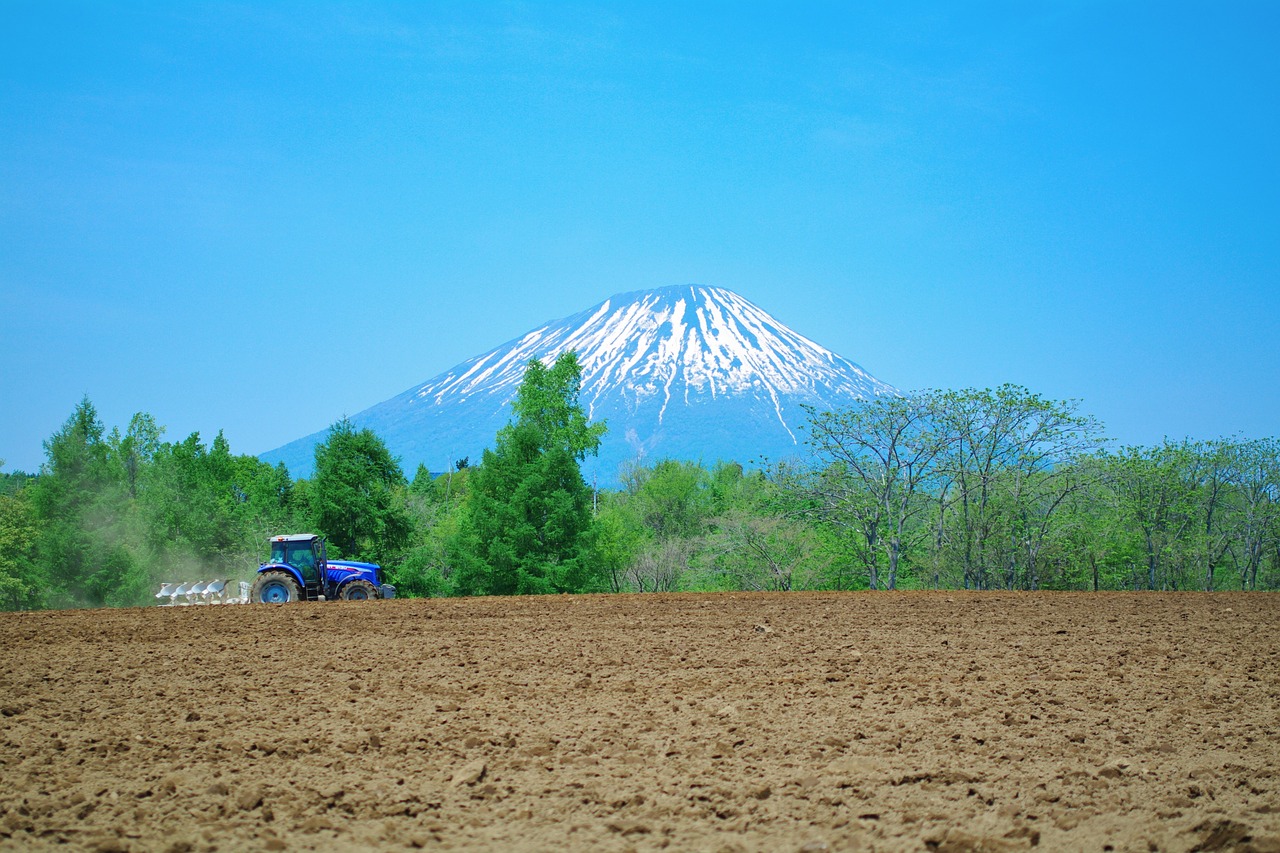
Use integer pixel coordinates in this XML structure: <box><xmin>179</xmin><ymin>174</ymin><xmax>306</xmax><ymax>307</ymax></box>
<box><xmin>793</xmin><ymin>387</ymin><xmax>1279</xmax><ymax>592</ymax></box>
<box><xmin>2</xmin><ymin>357</ymin><xmax>1277</xmax><ymax>609</ymax></box>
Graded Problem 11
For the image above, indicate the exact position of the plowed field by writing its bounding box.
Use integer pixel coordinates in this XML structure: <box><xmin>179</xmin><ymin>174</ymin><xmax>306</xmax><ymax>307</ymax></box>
<box><xmin>1</xmin><ymin>592</ymin><xmax>1277</xmax><ymax>852</ymax></box>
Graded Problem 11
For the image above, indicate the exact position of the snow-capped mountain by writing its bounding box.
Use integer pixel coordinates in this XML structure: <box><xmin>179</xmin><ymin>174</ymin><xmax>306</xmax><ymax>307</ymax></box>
<box><xmin>262</xmin><ymin>285</ymin><xmax>896</xmax><ymax>483</ymax></box>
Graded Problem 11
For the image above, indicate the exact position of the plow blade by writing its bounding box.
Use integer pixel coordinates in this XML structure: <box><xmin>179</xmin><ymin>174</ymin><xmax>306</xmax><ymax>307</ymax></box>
<box><xmin>155</xmin><ymin>580</ymin><xmax>250</xmax><ymax>606</ymax></box>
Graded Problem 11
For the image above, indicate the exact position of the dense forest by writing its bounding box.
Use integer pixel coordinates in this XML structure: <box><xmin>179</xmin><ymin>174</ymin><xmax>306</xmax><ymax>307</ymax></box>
<box><xmin>2</xmin><ymin>354</ymin><xmax>1277</xmax><ymax>609</ymax></box>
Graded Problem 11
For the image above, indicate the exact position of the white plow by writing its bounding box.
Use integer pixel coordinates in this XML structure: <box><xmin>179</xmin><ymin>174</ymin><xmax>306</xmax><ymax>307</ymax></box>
<box><xmin>155</xmin><ymin>580</ymin><xmax>251</xmax><ymax>606</ymax></box>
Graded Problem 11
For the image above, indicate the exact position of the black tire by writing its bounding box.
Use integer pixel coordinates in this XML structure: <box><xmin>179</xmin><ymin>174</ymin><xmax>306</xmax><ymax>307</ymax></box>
<box><xmin>251</xmin><ymin>570</ymin><xmax>302</xmax><ymax>604</ymax></box>
<box><xmin>339</xmin><ymin>579</ymin><xmax>379</xmax><ymax>601</ymax></box>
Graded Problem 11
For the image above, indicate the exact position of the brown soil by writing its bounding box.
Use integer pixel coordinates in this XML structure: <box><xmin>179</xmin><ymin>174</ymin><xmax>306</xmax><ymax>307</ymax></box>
<box><xmin>1</xmin><ymin>592</ymin><xmax>1278</xmax><ymax>852</ymax></box>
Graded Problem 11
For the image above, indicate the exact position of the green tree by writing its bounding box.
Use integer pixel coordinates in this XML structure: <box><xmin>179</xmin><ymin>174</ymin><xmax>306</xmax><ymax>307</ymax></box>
<box><xmin>309</xmin><ymin>418</ymin><xmax>410</xmax><ymax>563</ymax></box>
<box><xmin>455</xmin><ymin>352</ymin><xmax>605</xmax><ymax>595</ymax></box>
<box><xmin>588</xmin><ymin>458</ymin><xmax>723</xmax><ymax>593</ymax></box>
<box><xmin>1105</xmin><ymin>442</ymin><xmax>1199</xmax><ymax>590</ymax></box>
<box><xmin>1181</xmin><ymin>438</ymin><xmax>1249</xmax><ymax>591</ymax></box>
<box><xmin>509</xmin><ymin>353</ymin><xmax>607</xmax><ymax>460</ymax></box>
<box><xmin>585</xmin><ymin>493</ymin><xmax>643</xmax><ymax>593</ymax></box>
<box><xmin>0</xmin><ymin>464</ymin><xmax>33</xmax><ymax>498</ymax></box>
<box><xmin>1230</xmin><ymin>438</ymin><xmax>1280</xmax><ymax>589</ymax></box>
<box><xmin>0</xmin><ymin>484</ymin><xmax>43</xmax><ymax>610</ymax></box>
<box><xmin>30</xmin><ymin>397</ymin><xmax>116</xmax><ymax>605</ymax></box>
<box><xmin>136</xmin><ymin>428</ymin><xmax>300</xmax><ymax>582</ymax></box>
<box><xmin>705</xmin><ymin>469</ymin><xmax>829</xmax><ymax>591</ymax></box>
<box><xmin>391</xmin><ymin>466</ymin><xmax>473</xmax><ymax>597</ymax></box>
<box><xmin>19</xmin><ymin>402</ymin><xmax>311</xmax><ymax>609</ymax></box>
<box><xmin>621</xmin><ymin>458</ymin><xmax>715</xmax><ymax>541</ymax></box>
<box><xmin>1043</xmin><ymin>458</ymin><xmax>1137</xmax><ymax>590</ymax></box>
<box><xmin>107</xmin><ymin>412</ymin><xmax>163</xmax><ymax>498</ymax></box>
<box><xmin>802</xmin><ymin>393</ymin><xmax>949</xmax><ymax>589</ymax></box>
<box><xmin>142</xmin><ymin>432</ymin><xmax>234</xmax><ymax>562</ymax></box>
<box><xmin>933</xmin><ymin>385</ymin><xmax>1105</xmax><ymax>590</ymax></box>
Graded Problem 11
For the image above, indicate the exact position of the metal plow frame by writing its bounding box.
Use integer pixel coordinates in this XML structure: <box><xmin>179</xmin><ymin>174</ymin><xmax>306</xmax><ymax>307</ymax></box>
<box><xmin>154</xmin><ymin>580</ymin><xmax>251</xmax><ymax>606</ymax></box>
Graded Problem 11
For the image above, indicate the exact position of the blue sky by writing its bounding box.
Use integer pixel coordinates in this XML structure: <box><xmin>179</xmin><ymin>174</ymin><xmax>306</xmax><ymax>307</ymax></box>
<box><xmin>2</xmin><ymin>1</ymin><xmax>1277</xmax><ymax>473</ymax></box>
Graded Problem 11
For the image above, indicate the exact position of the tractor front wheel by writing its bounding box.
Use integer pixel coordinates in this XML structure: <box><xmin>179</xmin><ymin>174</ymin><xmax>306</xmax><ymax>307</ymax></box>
<box><xmin>339</xmin><ymin>579</ymin><xmax>379</xmax><ymax>601</ymax></box>
<box><xmin>251</xmin><ymin>570</ymin><xmax>302</xmax><ymax>604</ymax></box>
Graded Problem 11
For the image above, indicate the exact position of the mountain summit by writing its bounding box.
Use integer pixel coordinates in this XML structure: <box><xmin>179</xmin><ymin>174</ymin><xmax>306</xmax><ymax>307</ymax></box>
<box><xmin>263</xmin><ymin>285</ymin><xmax>896</xmax><ymax>482</ymax></box>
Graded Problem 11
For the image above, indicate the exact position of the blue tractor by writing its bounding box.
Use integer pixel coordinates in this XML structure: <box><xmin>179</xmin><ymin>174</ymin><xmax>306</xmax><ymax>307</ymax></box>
<box><xmin>250</xmin><ymin>534</ymin><xmax>396</xmax><ymax>603</ymax></box>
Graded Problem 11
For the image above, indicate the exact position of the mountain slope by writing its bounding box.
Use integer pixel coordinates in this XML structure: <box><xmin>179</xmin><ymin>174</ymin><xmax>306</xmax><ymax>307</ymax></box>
<box><xmin>262</xmin><ymin>285</ymin><xmax>896</xmax><ymax>483</ymax></box>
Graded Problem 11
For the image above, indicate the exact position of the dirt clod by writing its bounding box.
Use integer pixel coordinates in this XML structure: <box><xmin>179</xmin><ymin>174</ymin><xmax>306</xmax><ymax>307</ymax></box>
<box><xmin>451</xmin><ymin>759</ymin><xmax>487</xmax><ymax>788</ymax></box>
<box><xmin>1191</xmin><ymin>819</ymin><xmax>1254</xmax><ymax>851</ymax></box>
<box><xmin>234</xmin><ymin>786</ymin><xmax>264</xmax><ymax>811</ymax></box>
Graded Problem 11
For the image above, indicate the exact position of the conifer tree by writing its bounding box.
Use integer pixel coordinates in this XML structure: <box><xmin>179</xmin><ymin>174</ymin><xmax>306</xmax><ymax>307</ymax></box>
<box><xmin>456</xmin><ymin>352</ymin><xmax>606</xmax><ymax>595</ymax></box>
<box><xmin>310</xmin><ymin>418</ymin><xmax>410</xmax><ymax>562</ymax></box>
<box><xmin>30</xmin><ymin>397</ymin><xmax>114</xmax><ymax>604</ymax></box>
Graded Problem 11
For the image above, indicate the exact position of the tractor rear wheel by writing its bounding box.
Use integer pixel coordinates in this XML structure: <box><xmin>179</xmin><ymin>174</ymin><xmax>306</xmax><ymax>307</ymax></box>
<box><xmin>251</xmin><ymin>570</ymin><xmax>302</xmax><ymax>604</ymax></box>
<box><xmin>340</xmin><ymin>579</ymin><xmax>379</xmax><ymax>601</ymax></box>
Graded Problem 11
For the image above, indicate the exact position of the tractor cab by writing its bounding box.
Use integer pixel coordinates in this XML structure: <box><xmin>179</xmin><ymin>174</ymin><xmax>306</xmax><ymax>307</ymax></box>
<box><xmin>268</xmin><ymin>534</ymin><xmax>326</xmax><ymax>597</ymax></box>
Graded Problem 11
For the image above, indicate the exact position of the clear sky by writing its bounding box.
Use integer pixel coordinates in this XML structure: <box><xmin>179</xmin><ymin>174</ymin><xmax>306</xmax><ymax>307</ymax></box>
<box><xmin>2</xmin><ymin>1</ymin><xmax>1277</xmax><ymax>473</ymax></box>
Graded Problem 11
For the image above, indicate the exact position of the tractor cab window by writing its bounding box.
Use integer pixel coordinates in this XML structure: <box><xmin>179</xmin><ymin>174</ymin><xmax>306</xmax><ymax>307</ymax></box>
<box><xmin>270</xmin><ymin>540</ymin><xmax>320</xmax><ymax>583</ymax></box>
<box><xmin>287</xmin><ymin>543</ymin><xmax>318</xmax><ymax>582</ymax></box>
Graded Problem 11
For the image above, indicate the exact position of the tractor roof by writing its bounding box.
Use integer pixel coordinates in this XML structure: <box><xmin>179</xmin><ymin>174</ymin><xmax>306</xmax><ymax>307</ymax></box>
<box><xmin>270</xmin><ymin>534</ymin><xmax>321</xmax><ymax>543</ymax></box>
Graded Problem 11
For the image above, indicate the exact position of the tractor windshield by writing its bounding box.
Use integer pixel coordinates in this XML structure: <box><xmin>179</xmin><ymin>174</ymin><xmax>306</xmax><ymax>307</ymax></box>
<box><xmin>269</xmin><ymin>540</ymin><xmax>320</xmax><ymax>583</ymax></box>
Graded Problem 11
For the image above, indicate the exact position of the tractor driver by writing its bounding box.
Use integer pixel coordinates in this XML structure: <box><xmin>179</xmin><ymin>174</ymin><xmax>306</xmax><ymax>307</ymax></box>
<box><xmin>289</xmin><ymin>544</ymin><xmax>318</xmax><ymax>582</ymax></box>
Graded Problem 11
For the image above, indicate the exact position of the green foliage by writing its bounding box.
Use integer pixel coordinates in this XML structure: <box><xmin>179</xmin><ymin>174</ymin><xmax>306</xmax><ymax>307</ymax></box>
<box><xmin>447</xmin><ymin>393</ymin><xmax>1279</xmax><ymax>595</ymax></box>
<box><xmin>15</xmin><ymin>397</ymin><xmax>308</xmax><ymax>609</ymax></box>
<box><xmin>85</xmin><ymin>543</ymin><xmax>151</xmax><ymax>608</ymax></box>
<box><xmin>0</xmin><ymin>466</ymin><xmax>33</xmax><ymax>498</ymax></box>
<box><xmin>703</xmin><ymin>470</ymin><xmax>830</xmax><ymax>591</ymax></box>
<box><xmin>12</xmin><ymin>383</ymin><xmax>1280</xmax><ymax>608</ymax></box>
<box><xmin>136</xmin><ymin>429</ymin><xmax>296</xmax><ymax>580</ymax></box>
<box><xmin>458</xmin><ymin>426</ymin><xmax>599</xmax><ymax>594</ymax></box>
<box><xmin>510</xmin><ymin>353</ymin><xmax>606</xmax><ymax>461</ymax></box>
<box><xmin>309</xmin><ymin>418</ymin><xmax>411</xmax><ymax>563</ymax></box>
<box><xmin>387</xmin><ymin>545</ymin><xmax>454</xmax><ymax>598</ymax></box>
<box><xmin>620</xmin><ymin>459</ymin><xmax>715</xmax><ymax>540</ymax></box>
<box><xmin>598</xmin><ymin>458</ymin><xmax>716</xmax><ymax>592</ymax></box>
<box><xmin>584</xmin><ymin>493</ymin><xmax>643</xmax><ymax>592</ymax></box>
<box><xmin>29</xmin><ymin>397</ymin><xmax>117</xmax><ymax>606</ymax></box>
<box><xmin>394</xmin><ymin>467</ymin><xmax>472</xmax><ymax>596</ymax></box>
<box><xmin>455</xmin><ymin>353</ymin><xmax>605</xmax><ymax>595</ymax></box>
<box><xmin>929</xmin><ymin>385</ymin><xmax>1106</xmax><ymax>590</ymax></box>
<box><xmin>1096</xmin><ymin>438</ymin><xmax>1280</xmax><ymax>591</ymax></box>
<box><xmin>802</xmin><ymin>393</ymin><xmax>950</xmax><ymax>589</ymax></box>
<box><xmin>0</xmin><ymin>486</ymin><xmax>42</xmax><ymax>609</ymax></box>
<box><xmin>107</xmin><ymin>413</ymin><xmax>162</xmax><ymax>498</ymax></box>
